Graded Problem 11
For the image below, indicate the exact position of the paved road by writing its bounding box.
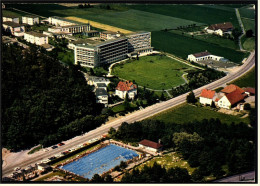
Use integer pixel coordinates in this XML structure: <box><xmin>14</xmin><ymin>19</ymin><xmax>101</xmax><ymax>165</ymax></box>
<box><xmin>235</xmin><ymin>8</ymin><xmax>246</xmax><ymax>51</ymax></box>
<box><xmin>2</xmin><ymin>51</ymin><xmax>255</xmax><ymax>177</ymax></box>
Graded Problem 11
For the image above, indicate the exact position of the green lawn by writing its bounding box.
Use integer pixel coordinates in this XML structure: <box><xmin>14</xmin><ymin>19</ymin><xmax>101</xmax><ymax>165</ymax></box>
<box><xmin>242</xmin><ymin>36</ymin><xmax>255</xmax><ymax>51</ymax></box>
<box><xmin>112</xmin><ymin>55</ymin><xmax>194</xmax><ymax>90</ymax></box>
<box><xmin>230</xmin><ymin>67</ymin><xmax>255</xmax><ymax>88</ymax></box>
<box><xmin>2</xmin><ymin>9</ymin><xmax>25</xmax><ymax>19</ymax></box>
<box><xmin>128</xmin><ymin>4</ymin><xmax>240</xmax><ymax>28</ymax></box>
<box><xmin>239</xmin><ymin>6</ymin><xmax>255</xmax><ymax>19</ymax></box>
<box><xmin>152</xmin><ymin>31</ymin><xmax>248</xmax><ymax>63</ymax></box>
<box><xmin>241</xmin><ymin>18</ymin><xmax>255</xmax><ymax>32</ymax></box>
<box><xmin>58</xmin><ymin>51</ymin><xmax>74</xmax><ymax>65</ymax></box>
<box><xmin>150</xmin><ymin>103</ymin><xmax>250</xmax><ymax>124</ymax></box>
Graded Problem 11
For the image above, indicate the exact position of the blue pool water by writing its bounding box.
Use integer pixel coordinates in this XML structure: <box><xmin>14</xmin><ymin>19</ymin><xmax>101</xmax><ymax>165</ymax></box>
<box><xmin>60</xmin><ymin>144</ymin><xmax>138</xmax><ymax>179</ymax></box>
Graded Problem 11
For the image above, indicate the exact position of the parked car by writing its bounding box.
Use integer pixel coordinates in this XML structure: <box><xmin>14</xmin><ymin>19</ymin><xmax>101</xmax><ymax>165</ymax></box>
<box><xmin>58</xmin><ymin>143</ymin><xmax>65</xmax><ymax>146</ymax></box>
<box><xmin>51</xmin><ymin>145</ymin><xmax>58</xmax><ymax>149</ymax></box>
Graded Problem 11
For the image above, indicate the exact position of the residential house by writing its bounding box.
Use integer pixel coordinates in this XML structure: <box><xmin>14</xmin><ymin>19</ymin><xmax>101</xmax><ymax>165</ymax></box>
<box><xmin>205</xmin><ymin>22</ymin><xmax>234</xmax><ymax>36</ymax></box>
<box><xmin>199</xmin><ymin>89</ymin><xmax>216</xmax><ymax>106</ymax></box>
<box><xmin>95</xmin><ymin>88</ymin><xmax>108</xmax><ymax>107</ymax></box>
<box><xmin>22</xmin><ymin>15</ymin><xmax>39</xmax><ymax>25</ymax></box>
<box><xmin>187</xmin><ymin>51</ymin><xmax>225</xmax><ymax>62</ymax></box>
<box><xmin>87</xmin><ymin>76</ymin><xmax>110</xmax><ymax>87</ymax></box>
<box><xmin>139</xmin><ymin>139</ymin><xmax>163</xmax><ymax>153</ymax></box>
<box><xmin>115</xmin><ymin>80</ymin><xmax>137</xmax><ymax>99</ymax></box>
<box><xmin>24</xmin><ymin>31</ymin><xmax>48</xmax><ymax>45</ymax></box>
<box><xmin>2</xmin><ymin>22</ymin><xmax>25</xmax><ymax>36</ymax></box>
<box><xmin>217</xmin><ymin>89</ymin><xmax>246</xmax><ymax>109</ymax></box>
<box><xmin>3</xmin><ymin>16</ymin><xmax>19</xmax><ymax>23</ymax></box>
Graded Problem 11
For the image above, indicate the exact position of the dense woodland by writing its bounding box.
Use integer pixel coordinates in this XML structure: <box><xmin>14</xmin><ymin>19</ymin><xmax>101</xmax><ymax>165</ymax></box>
<box><xmin>109</xmin><ymin>117</ymin><xmax>256</xmax><ymax>181</ymax></box>
<box><xmin>2</xmin><ymin>44</ymin><xmax>105</xmax><ymax>150</ymax></box>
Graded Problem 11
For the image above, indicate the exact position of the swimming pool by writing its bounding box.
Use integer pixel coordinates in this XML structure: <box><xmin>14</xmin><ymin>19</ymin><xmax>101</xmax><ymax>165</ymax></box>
<box><xmin>60</xmin><ymin>144</ymin><xmax>138</xmax><ymax>179</ymax></box>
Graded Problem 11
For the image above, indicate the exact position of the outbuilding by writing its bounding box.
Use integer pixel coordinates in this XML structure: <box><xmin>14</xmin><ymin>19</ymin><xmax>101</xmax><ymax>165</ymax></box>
<box><xmin>139</xmin><ymin>139</ymin><xmax>163</xmax><ymax>153</ymax></box>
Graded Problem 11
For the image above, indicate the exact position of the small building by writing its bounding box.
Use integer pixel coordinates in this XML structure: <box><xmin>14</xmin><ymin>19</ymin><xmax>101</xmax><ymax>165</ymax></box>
<box><xmin>217</xmin><ymin>89</ymin><xmax>246</xmax><ymax>109</ymax></box>
<box><xmin>3</xmin><ymin>16</ymin><xmax>19</xmax><ymax>23</ymax></box>
<box><xmin>199</xmin><ymin>89</ymin><xmax>216</xmax><ymax>106</ymax></box>
<box><xmin>41</xmin><ymin>44</ymin><xmax>55</xmax><ymax>51</ymax></box>
<box><xmin>22</xmin><ymin>15</ymin><xmax>39</xmax><ymax>25</ymax></box>
<box><xmin>87</xmin><ymin>76</ymin><xmax>110</xmax><ymax>87</ymax></box>
<box><xmin>37</xmin><ymin>163</ymin><xmax>51</xmax><ymax>172</ymax></box>
<box><xmin>2</xmin><ymin>22</ymin><xmax>25</xmax><ymax>36</ymax></box>
<box><xmin>243</xmin><ymin>87</ymin><xmax>255</xmax><ymax>96</ymax></box>
<box><xmin>115</xmin><ymin>80</ymin><xmax>137</xmax><ymax>99</ymax></box>
<box><xmin>100</xmin><ymin>31</ymin><xmax>120</xmax><ymax>40</ymax></box>
<box><xmin>139</xmin><ymin>139</ymin><xmax>163</xmax><ymax>152</ymax></box>
<box><xmin>205</xmin><ymin>22</ymin><xmax>234</xmax><ymax>36</ymax></box>
<box><xmin>187</xmin><ymin>51</ymin><xmax>225</xmax><ymax>62</ymax></box>
<box><xmin>95</xmin><ymin>88</ymin><xmax>108</xmax><ymax>107</ymax></box>
<box><xmin>24</xmin><ymin>31</ymin><xmax>48</xmax><ymax>46</ymax></box>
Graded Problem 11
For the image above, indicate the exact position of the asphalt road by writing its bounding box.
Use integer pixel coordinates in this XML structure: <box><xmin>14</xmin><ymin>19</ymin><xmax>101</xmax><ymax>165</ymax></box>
<box><xmin>2</xmin><ymin>51</ymin><xmax>255</xmax><ymax>177</ymax></box>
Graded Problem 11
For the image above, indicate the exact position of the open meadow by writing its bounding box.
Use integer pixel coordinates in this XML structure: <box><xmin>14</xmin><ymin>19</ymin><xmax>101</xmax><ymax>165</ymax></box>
<box><xmin>229</xmin><ymin>67</ymin><xmax>255</xmax><ymax>88</ymax></box>
<box><xmin>112</xmin><ymin>55</ymin><xmax>195</xmax><ymax>90</ymax></box>
<box><xmin>150</xmin><ymin>103</ymin><xmax>250</xmax><ymax>124</ymax></box>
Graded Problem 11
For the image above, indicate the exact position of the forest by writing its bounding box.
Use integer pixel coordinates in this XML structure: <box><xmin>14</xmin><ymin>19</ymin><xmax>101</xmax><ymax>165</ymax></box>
<box><xmin>109</xmin><ymin>117</ymin><xmax>256</xmax><ymax>181</ymax></box>
<box><xmin>2</xmin><ymin>44</ymin><xmax>105</xmax><ymax>150</ymax></box>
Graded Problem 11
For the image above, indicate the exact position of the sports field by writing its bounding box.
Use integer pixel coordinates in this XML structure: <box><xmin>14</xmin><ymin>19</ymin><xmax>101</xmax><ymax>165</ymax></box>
<box><xmin>112</xmin><ymin>55</ymin><xmax>195</xmax><ymax>90</ymax></box>
<box><xmin>152</xmin><ymin>31</ymin><xmax>248</xmax><ymax>63</ymax></box>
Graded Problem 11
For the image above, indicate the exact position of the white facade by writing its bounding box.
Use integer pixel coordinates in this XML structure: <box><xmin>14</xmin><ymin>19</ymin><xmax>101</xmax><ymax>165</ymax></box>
<box><xmin>205</xmin><ymin>27</ymin><xmax>224</xmax><ymax>36</ymax></box>
<box><xmin>199</xmin><ymin>97</ymin><xmax>213</xmax><ymax>106</ymax></box>
<box><xmin>22</xmin><ymin>16</ymin><xmax>39</xmax><ymax>25</ymax></box>
<box><xmin>49</xmin><ymin>16</ymin><xmax>76</xmax><ymax>26</ymax></box>
<box><xmin>139</xmin><ymin>144</ymin><xmax>162</xmax><ymax>153</ymax></box>
<box><xmin>48</xmin><ymin>24</ymin><xmax>90</xmax><ymax>34</ymax></box>
<box><xmin>3</xmin><ymin>17</ymin><xmax>19</xmax><ymax>23</ymax></box>
<box><xmin>217</xmin><ymin>96</ymin><xmax>231</xmax><ymax>109</ymax></box>
<box><xmin>95</xmin><ymin>88</ymin><xmax>108</xmax><ymax>107</ymax></box>
<box><xmin>187</xmin><ymin>54</ymin><xmax>224</xmax><ymax>62</ymax></box>
<box><xmin>115</xmin><ymin>89</ymin><xmax>137</xmax><ymax>99</ymax></box>
<box><xmin>24</xmin><ymin>32</ymin><xmax>48</xmax><ymax>46</ymax></box>
<box><xmin>126</xmin><ymin>31</ymin><xmax>152</xmax><ymax>53</ymax></box>
<box><xmin>2</xmin><ymin>22</ymin><xmax>25</xmax><ymax>35</ymax></box>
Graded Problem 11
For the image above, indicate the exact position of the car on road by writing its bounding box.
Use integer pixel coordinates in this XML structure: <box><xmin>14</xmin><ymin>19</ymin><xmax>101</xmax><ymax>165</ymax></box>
<box><xmin>13</xmin><ymin>167</ymin><xmax>21</xmax><ymax>171</ymax></box>
<box><xmin>58</xmin><ymin>143</ymin><xmax>65</xmax><ymax>146</ymax></box>
<box><xmin>51</xmin><ymin>145</ymin><xmax>58</xmax><ymax>149</ymax></box>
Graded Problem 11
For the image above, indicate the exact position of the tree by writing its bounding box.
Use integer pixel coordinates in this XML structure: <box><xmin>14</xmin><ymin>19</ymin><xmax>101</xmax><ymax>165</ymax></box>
<box><xmin>91</xmin><ymin>174</ymin><xmax>104</xmax><ymax>182</ymax></box>
<box><xmin>186</xmin><ymin>91</ymin><xmax>196</xmax><ymax>103</ymax></box>
<box><xmin>244</xmin><ymin>103</ymin><xmax>251</xmax><ymax>110</ymax></box>
<box><xmin>104</xmin><ymin>174</ymin><xmax>113</xmax><ymax>182</ymax></box>
<box><xmin>232</xmin><ymin>28</ymin><xmax>242</xmax><ymax>42</ymax></box>
<box><xmin>246</xmin><ymin>29</ymin><xmax>253</xmax><ymax>37</ymax></box>
<box><xmin>160</xmin><ymin>92</ymin><xmax>166</xmax><ymax>101</ymax></box>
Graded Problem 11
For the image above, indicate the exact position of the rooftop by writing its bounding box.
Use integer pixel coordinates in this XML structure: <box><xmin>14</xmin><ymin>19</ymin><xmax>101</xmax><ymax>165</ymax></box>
<box><xmin>3</xmin><ymin>15</ymin><xmax>19</xmax><ymax>18</ymax></box>
<box><xmin>116</xmin><ymin>80</ymin><xmax>137</xmax><ymax>92</ymax></box>
<box><xmin>200</xmin><ymin>89</ymin><xmax>215</xmax><ymax>99</ymax></box>
<box><xmin>96</xmin><ymin>88</ymin><xmax>107</xmax><ymax>96</ymax></box>
<box><xmin>25</xmin><ymin>31</ymin><xmax>47</xmax><ymax>37</ymax></box>
<box><xmin>139</xmin><ymin>139</ymin><xmax>163</xmax><ymax>149</ymax></box>
<box><xmin>192</xmin><ymin>51</ymin><xmax>211</xmax><ymax>58</ymax></box>
<box><xmin>208</xmin><ymin>22</ymin><xmax>234</xmax><ymax>31</ymax></box>
<box><xmin>243</xmin><ymin>87</ymin><xmax>255</xmax><ymax>95</ymax></box>
<box><xmin>2</xmin><ymin>21</ymin><xmax>22</xmax><ymax>27</ymax></box>
<box><xmin>76</xmin><ymin>37</ymin><xmax>127</xmax><ymax>49</ymax></box>
<box><xmin>225</xmin><ymin>89</ymin><xmax>246</xmax><ymax>105</ymax></box>
<box><xmin>96</xmin><ymin>83</ymin><xmax>107</xmax><ymax>87</ymax></box>
<box><xmin>23</xmin><ymin>15</ymin><xmax>38</xmax><ymax>18</ymax></box>
<box><xmin>221</xmin><ymin>84</ymin><xmax>244</xmax><ymax>94</ymax></box>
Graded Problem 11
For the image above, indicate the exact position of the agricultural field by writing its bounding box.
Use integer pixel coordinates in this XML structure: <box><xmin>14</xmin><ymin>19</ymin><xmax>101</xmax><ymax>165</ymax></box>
<box><xmin>242</xmin><ymin>36</ymin><xmax>255</xmax><ymax>51</ymax></box>
<box><xmin>152</xmin><ymin>31</ymin><xmax>248</xmax><ymax>63</ymax></box>
<box><xmin>2</xmin><ymin>9</ymin><xmax>25</xmax><ymax>18</ymax></box>
<box><xmin>150</xmin><ymin>103</ymin><xmax>250</xmax><ymax>124</ymax></box>
<box><xmin>241</xmin><ymin>18</ymin><xmax>255</xmax><ymax>32</ymax></box>
<box><xmin>112</xmin><ymin>55</ymin><xmax>195</xmax><ymax>90</ymax></box>
<box><xmin>229</xmin><ymin>67</ymin><xmax>255</xmax><ymax>88</ymax></box>
<box><xmin>239</xmin><ymin>5</ymin><xmax>255</xmax><ymax>19</ymax></box>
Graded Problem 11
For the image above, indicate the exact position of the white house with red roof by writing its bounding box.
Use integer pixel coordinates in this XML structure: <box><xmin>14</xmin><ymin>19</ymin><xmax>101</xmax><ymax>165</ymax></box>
<box><xmin>199</xmin><ymin>89</ymin><xmax>216</xmax><ymax>105</ymax></box>
<box><xmin>205</xmin><ymin>22</ymin><xmax>234</xmax><ymax>36</ymax></box>
<box><xmin>115</xmin><ymin>80</ymin><xmax>137</xmax><ymax>99</ymax></box>
<box><xmin>187</xmin><ymin>51</ymin><xmax>225</xmax><ymax>62</ymax></box>
<box><xmin>139</xmin><ymin>139</ymin><xmax>163</xmax><ymax>153</ymax></box>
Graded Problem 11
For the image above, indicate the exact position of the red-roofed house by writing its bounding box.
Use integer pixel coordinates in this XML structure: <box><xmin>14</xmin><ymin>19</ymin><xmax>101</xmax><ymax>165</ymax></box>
<box><xmin>199</xmin><ymin>89</ymin><xmax>216</xmax><ymax>105</ymax></box>
<box><xmin>139</xmin><ymin>139</ymin><xmax>163</xmax><ymax>152</ymax></box>
<box><xmin>220</xmin><ymin>84</ymin><xmax>245</xmax><ymax>94</ymax></box>
<box><xmin>115</xmin><ymin>80</ymin><xmax>137</xmax><ymax>99</ymax></box>
<box><xmin>218</xmin><ymin>89</ymin><xmax>246</xmax><ymax>109</ymax></box>
<box><xmin>206</xmin><ymin>22</ymin><xmax>234</xmax><ymax>36</ymax></box>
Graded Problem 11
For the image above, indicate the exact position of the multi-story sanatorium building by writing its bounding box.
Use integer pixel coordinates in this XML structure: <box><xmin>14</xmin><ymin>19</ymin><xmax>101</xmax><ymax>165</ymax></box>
<box><xmin>48</xmin><ymin>24</ymin><xmax>91</xmax><ymax>34</ymax></box>
<box><xmin>126</xmin><ymin>31</ymin><xmax>153</xmax><ymax>54</ymax></box>
<box><xmin>74</xmin><ymin>37</ymin><xmax>128</xmax><ymax>68</ymax></box>
<box><xmin>22</xmin><ymin>15</ymin><xmax>39</xmax><ymax>25</ymax></box>
<box><xmin>48</xmin><ymin>16</ymin><xmax>77</xmax><ymax>26</ymax></box>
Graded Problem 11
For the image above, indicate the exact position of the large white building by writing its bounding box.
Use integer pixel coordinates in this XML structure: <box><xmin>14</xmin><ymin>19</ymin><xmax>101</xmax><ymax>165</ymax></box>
<box><xmin>24</xmin><ymin>31</ymin><xmax>48</xmax><ymax>45</ymax></box>
<box><xmin>48</xmin><ymin>24</ymin><xmax>91</xmax><ymax>34</ymax></box>
<box><xmin>2</xmin><ymin>22</ymin><xmax>25</xmax><ymax>36</ymax></box>
<box><xmin>126</xmin><ymin>31</ymin><xmax>153</xmax><ymax>55</ymax></box>
<box><xmin>74</xmin><ymin>37</ymin><xmax>128</xmax><ymax>68</ymax></box>
<box><xmin>115</xmin><ymin>80</ymin><xmax>137</xmax><ymax>99</ymax></box>
<box><xmin>3</xmin><ymin>16</ymin><xmax>19</xmax><ymax>23</ymax></box>
<box><xmin>48</xmin><ymin>16</ymin><xmax>77</xmax><ymax>26</ymax></box>
<box><xmin>187</xmin><ymin>51</ymin><xmax>225</xmax><ymax>62</ymax></box>
<box><xmin>22</xmin><ymin>15</ymin><xmax>39</xmax><ymax>25</ymax></box>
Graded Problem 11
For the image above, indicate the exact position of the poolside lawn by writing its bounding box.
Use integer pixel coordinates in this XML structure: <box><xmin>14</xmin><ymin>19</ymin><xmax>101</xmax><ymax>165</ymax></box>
<box><xmin>150</xmin><ymin>103</ymin><xmax>250</xmax><ymax>124</ymax></box>
<box><xmin>112</xmin><ymin>55</ymin><xmax>195</xmax><ymax>90</ymax></box>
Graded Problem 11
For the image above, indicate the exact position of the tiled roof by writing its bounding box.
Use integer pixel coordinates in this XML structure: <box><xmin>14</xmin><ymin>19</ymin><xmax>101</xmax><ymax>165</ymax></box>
<box><xmin>208</xmin><ymin>22</ymin><xmax>234</xmax><ymax>31</ymax></box>
<box><xmin>225</xmin><ymin>89</ymin><xmax>246</xmax><ymax>105</ymax></box>
<box><xmin>200</xmin><ymin>89</ymin><xmax>215</xmax><ymax>99</ymax></box>
<box><xmin>243</xmin><ymin>87</ymin><xmax>255</xmax><ymax>95</ymax></box>
<box><xmin>221</xmin><ymin>84</ymin><xmax>244</xmax><ymax>94</ymax></box>
<box><xmin>139</xmin><ymin>139</ymin><xmax>163</xmax><ymax>149</ymax></box>
<box><xmin>215</xmin><ymin>98</ymin><xmax>220</xmax><ymax>102</ymax></box>
<box><xmin>192</xmin><ymin>51</ymin><xmax>211</xmax><ymax>58</ymax></box>
<box><xmin>116</xmin><ymin>81</ymin><xmax>137</xmax><ymax>91</ymax></box>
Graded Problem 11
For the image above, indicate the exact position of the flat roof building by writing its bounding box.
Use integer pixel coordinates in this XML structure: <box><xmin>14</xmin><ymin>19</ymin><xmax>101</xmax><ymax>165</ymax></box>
<box><xmin>74</xmin><ymin>37</ymin><xmax>128</xmax><ymax>68</ymax></box>
<box><xmin>2</xmin><ymin>21</ymin><xmax>25</xmax><ymax>36</ymax></box>
<box><xmin>3</xmin><ymin>16</ymin><xmax>19</xmax><ymax>24</ymax></box>
<box><xmin>49</xmin><ymin>16</ymin><xmax>78</xmax><ymax>26</ymax></box>
<box><xmin>24</xmin><ymin>31</ymin><xmax>48</xmax><ymax>46</ymax></box>
<box><xmin>48</xmin><ymin>24</ymin><xmax>91</xmax><ymax>35</ymax></box>
<box><xmin>22</xmin><ymin>15</ymin><xmax>39</xmax><ymax>25</ymax></box>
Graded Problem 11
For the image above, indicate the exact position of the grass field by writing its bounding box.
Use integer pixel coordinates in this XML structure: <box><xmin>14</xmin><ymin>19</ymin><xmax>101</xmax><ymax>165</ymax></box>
<box><xmin>242</xmin><ymin>37</ymin><xmax>255</xmax><ymax>51</ymax></box>
<box><xmin>171</xmin><ymin>30</ymin><xmax>239</xmax><ymax>50</ymax></box>
<box><xmin>127</xmin><ymin>4</ymin><xmax>240</xmax><ymax>28</ymax></box>
<box><xmin>112</xmin><ymin>55</ymin><xmax>195</xmax><ymax>90</ymax></box>
<box><xmin>239</xmin><ymin>6</ymin><xmax>255</xmax><ymax>19</ymax></box>
<box><xmin>152</xmin><ymin>31</ymin><xmax>248</xmax><ymax>63</ymax></box>
<box><xmin>241</xmin><ymin>18</ymin><xmax>255</xmax><ymax>32</ymax></box>
<box><xmin>2</xmin><ymin>9</ymin><xmax>25</xmax><ymax>18</ymax></box>
<box><xmin>229</xmin><ymin>67</ymin><xmax>255</xmax><ymax>88</ymax></box>
<box><xmin>150</xmin><ymin>103</ymin><xmax>250</xmax><ymax>124</ymax></box>
<box><xmin>66</xmin><ymin>16</ymin><xmax>132</xmax><ymax>34</ymax></box>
